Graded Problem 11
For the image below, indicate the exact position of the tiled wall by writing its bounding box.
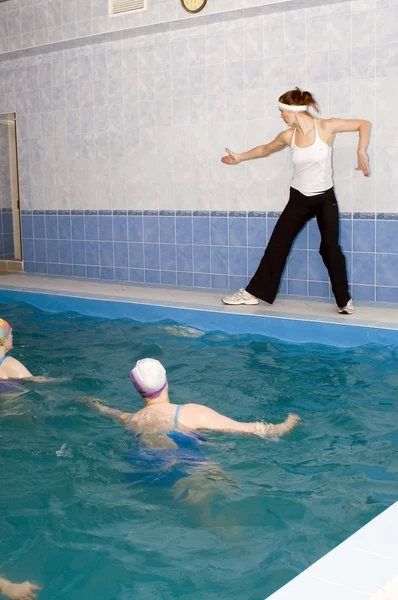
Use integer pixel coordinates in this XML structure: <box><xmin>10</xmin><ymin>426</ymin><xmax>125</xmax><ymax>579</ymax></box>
<box><xmin>0</xmin><ymin>0</ymin><xmax>349</xmax><ymax>55</ymax></box>
<box><xmin>0</xmin><ymin>210</ymin><xmax>14</xmax><ymax>259</ymax></box>
<box><xmin>0</xmin><ymin>121</ymin><xmax>14</xmax><ymax>258</ymax></box>
<box><xmin>1</xmin><ymin>0</ymin><xmax>398</xmax><ymax>301</ymax></box>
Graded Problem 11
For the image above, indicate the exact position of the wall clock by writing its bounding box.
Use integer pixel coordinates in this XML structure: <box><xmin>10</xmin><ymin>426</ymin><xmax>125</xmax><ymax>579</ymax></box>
<box><xmin>180</xmin><ymin>0</ymin><xmax>207</xmax><ymax>13</ymax></box>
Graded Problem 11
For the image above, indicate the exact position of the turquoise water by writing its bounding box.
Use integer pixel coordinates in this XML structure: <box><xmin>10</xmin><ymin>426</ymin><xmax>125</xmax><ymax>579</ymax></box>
<box><xmin>1</xmin><ymin>303</ymin><xmax>398</xmax><ymax>600</ymax></box>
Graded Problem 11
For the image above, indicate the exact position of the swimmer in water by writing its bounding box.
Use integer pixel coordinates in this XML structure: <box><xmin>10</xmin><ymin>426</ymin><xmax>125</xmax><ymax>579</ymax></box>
<box><xmin>78</xmin><ymin>359</ymin><xmax>300</xmax><ymax>505</ymax></box>
<box><xmin>0</xmin><ymin>576</ymin><xmax>41</xmax><ymax>599</ymax></box>
<box><xmin>77</xmin><ymin>358</ymin><xmax>300</xmax><ymax>439</ymax></box>
<box><xmin>0</xmin><ymin>319</ymin><xmax>66</xmax><ymax>383</ymax></box>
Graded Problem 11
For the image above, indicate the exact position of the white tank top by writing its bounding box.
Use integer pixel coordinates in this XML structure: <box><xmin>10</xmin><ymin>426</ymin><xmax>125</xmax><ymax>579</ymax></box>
<box><xmin>290</xmin><ymin>120</ymin><xmax>333</xmax><ymax>196</ymax></box>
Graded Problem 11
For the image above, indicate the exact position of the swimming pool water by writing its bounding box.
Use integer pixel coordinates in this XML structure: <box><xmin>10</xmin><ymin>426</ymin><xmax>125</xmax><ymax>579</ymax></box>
<box><xmin>1</xmin><ymin>302</ymin><xmax>397</xmax><ymax>600</ymax></box>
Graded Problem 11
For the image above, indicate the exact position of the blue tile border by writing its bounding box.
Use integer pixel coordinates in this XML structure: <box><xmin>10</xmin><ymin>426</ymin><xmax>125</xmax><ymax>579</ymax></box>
<box><xmin>20</xmin><ymin>210</ymin><xmax>398</xmax><ymax>221</ymax></box>
<box><xmin>19</xmin><ymin>210</ymin><xmax>398</xmax><ymax>303</ymax></box>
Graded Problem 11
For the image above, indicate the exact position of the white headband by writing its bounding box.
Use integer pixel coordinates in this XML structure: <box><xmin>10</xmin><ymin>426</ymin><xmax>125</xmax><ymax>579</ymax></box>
<box><xmin>278</xmin><ymin>102</ymin><xmax>308</xmax><ymax>112</ymax></box>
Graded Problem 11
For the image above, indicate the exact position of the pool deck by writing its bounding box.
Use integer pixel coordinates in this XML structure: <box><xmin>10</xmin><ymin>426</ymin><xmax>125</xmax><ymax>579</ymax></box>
<box><xmin>0</xmin><ymin>273</ymin><xmax>397</xmax><ymax>600</ymax></box>
<box><xmin>1</xmin><ymin>273</ymin><xmax>398</xmax><ymax>330</ymax></box>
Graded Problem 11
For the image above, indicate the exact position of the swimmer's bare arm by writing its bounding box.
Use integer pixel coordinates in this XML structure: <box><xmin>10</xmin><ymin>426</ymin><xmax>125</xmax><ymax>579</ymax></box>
<box><xmin>181</xmin><ymin>405</ymin><xmax>300</xmax><ymax>438</ymax></box>
<box><xmin>76</xmin><ymin>398</ymin><xmax>178</xmax><ymax>448</ymax></box>
<box><xmin>76</xmin><ymin>396</ymin><xmax>131</xmax><ymax>424</ymax></box>
<box><xmin>1</xmin><ymin>357</ymin><xmax>68</xmax><ymax>383</ymax></box>
<box><xmin>0</xmin><ymin>577</ymin><xmax>41</xmax><ymax>599</ymax></box>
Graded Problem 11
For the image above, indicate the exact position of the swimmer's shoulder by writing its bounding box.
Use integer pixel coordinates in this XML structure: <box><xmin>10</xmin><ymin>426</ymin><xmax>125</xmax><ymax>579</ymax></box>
<box><xmin>176</xmin><ymin>403</ymin><xmax>210</xmax><ymax>428</ymax></box>
<box><xmin>0</xmin><ymin>356</ymin><xmax>31</xmax><ymax>379</ymax></box>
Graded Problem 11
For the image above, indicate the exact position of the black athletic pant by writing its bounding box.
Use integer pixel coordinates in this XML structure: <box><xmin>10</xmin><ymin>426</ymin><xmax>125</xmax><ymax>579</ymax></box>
<box><xmin>246</xmin><ymin>187</ymin><xmax>350</xmax><ymax>308</ymax></box>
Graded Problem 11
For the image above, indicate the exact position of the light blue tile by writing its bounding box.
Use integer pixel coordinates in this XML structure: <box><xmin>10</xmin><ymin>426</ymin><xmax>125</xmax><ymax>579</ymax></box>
<box><xmin>59</xmin><ymin>264</ymin><xmax>73</xmax><ymax>276</ymax></box>
<box><xmin>353</xmin><ymin>252</ymin><xmax>375</xmax><ymax>284</ymax></box>
<box><xmin>22</xmin><ymin>215</ymin><xmax>33</xmax><ymax>238</ymax></box>
<box><xmin>160</xmin><ymin>244</ymin><xmax>176</xmax><ymax>271</ymax></box>
<box><xmin>177</xmin><ymin>245</ymin><xmax>193</xmax><ymax>272</ymax></box>
<box><xmin>3</xmin><ymin>235</ymin><xmax>14</xmax><ymax>257</ymax></box>
<box><xmin>33</xmin><ymin>214</ymin><xmax>45</xmax><ymax>238</ymax></box>
<box><xmin>353</xmin><ymin>220</ymin><xmax>375</xmax><ymax>252</ymax></box>
<box><xmin>161</xmin><ymin>271</ymin><xmax>176</xmax><ymax>285</ymax></box>
<box><xmin>99</xmin><ymin>242</ymin><xmax>113</xmax><ymax>267</ymax></box>
<box><xmin>211</xmin><ymin>246</ymin><xmax>228</xmax><ymax>274</ymax></box>
<box><xmin>45</xmin><ymin>215</ymin><xmax>58</xmax><ymax>239</ymax></box>
<box><xmin>114</xmin><ymin>242</ymin><xmax>129</xmax><ymax>268</ymax></box>
<box><xmin>100</xmin><ymin>267</ymin><xmax>115</xmax><ymax>280</ymax></box>
<box><xmin>129</xmin><ymin>268</ymin><xmax>144</xmax><ymax>283</ymax></box>
<box><xmin>309</xmin><ymin>250</ymin><xmax>328</xmax><ymax>282</ymax></box>
<box><xmin>211</xmin><ymin>217</ymin><xmax>228</xmax><ymax>246</ymax></box>
<box><xmin>144</xmin><ymin>243</ymin><xmax>160</xmax><ymax>270</ymax></box>
<box><xmin>85</xmin><ymin>241</ymin><xmax>99</xmax><ymax>266</ymax></box>
<box><xmin>309</xmin><ymin>281</ymin><xmax>330</xmax><ymax>298</ymax></box>
<box><xmin>35</xmin><ymin>262</ymin><xmax>48</xmax><ymax>275</ymax></box>
<box><xmin>2</xmin><ymin>213</ymin><xmax>12</xmax><ymax>236</ymax></box>
<box><xmin>145</xmin><ymin>270</ymin><xmax>161</xmax><ymax>284</ymax></box>
<box><xmin>128</xmin><ymin>243</ymin><xmax>144</xmax><ymax>269</ymax></box>
<box><xmin>113</xmin><ymin>215</ymin><xmax>128</xmax><ymax>241</ymax></box>
<box><xmin>128</xmin><ymin>215</ymin><xmax>143</xmax><ymax>243</ymax></box>
<box><xmin>159</xmin><ymin>216</ymin><xmax>175</xmax><ymax>244</ymax></box>
<box><xmin>114</xmin><ymin>267</ymin><xmax>129</xmax><ymax>282</ymax></box>
<box><xmin>194</xmin><ymin>273</ymin><xmax>211</xmax><ymax>288</ymax></box>
<box><xmin>229</xmin><ymin>217</ymin><xmax>247</xmax><ymax>247</ymax></box>
<box><xmin>99</xmin><ymin>215</ymin><xmax>113</xmax><ymax>241</ymax></box>
<box><xmin>193</xmin><ymin>245</ymin><xmax>210</xmax><ymax>274</ymax></box>
<box><xmin>211</xmin><ymin>274</ymin><xmax>229</xmax><ymax>290</ymax></box>
<box><xmin>58</xmin><ymin>215</ymin><xmax>71</xmax><ymax>240</ymax></box>
<box><xmin>177</xmin><ymin>272</ymin><xmax>193</xmax><ymax>286</ymax></box>
<box><xmin>376</xmin><ymin>221</ymin><xmax>398</xmax><ymax>253</ymax></box>
<box><xmin>376</xmin><ymin>254</ymin><xmax>398</xmax><ymax>285</ymax></box>
<box><xmin>71</xmin><ymin>215</ymin><xmax>85</xmax><ymax>240</ymax></box>
<box><xmin>34</xmin><ymin>239</ymin><xmax>46</xmax><ymax>262</ymax></box>
<box><xmin>288</xmin><ymin>249</ymin><xmax>308</xmax><ymax>280</ymax></box>
<box><xmin>73</xmin><ymin>265</ymin><xmax>86</xmax><ymax>277</ymax></box>
<box><xmin>24</xmin><ymin>262</ymin><xmax>36</xmax><ymax>273</ymax></box>
<box><xmin>248</xmin><ymin>217</ymin><xmax>266</xmax><ymax>247</ymax></box>
<box><xmin>47</xmin><ymin>263</ymin><xmax>60</xmax><ymax>275</ymax></box>
<box><xmin>248</xmin><ymin>247</ymin><xmax>263</xmax><ymax>274</ymax></box>
<box><xmin>352</xmin><ymin>284</ymin><xmax>375</xmax><ymax>302</ymax></box>
<box><xmin>87</xmin><ymin>266</ymin><xmax>100</xmax><ymax>279</ymax></box>
<box><xmin>176</xmin><ymin>216</ymin><xmax>193</xmax><ymax>244</ymax></box>
<box><xmin>143</xmin><ymin>215</ymin><xmax>159</xmax><ymax>243</ymax></box>
<box><xmin>59</xmin><ymin>240</ymin><xmax>72</xmax><ymax>264</ymax></box>
<box><xmin>229</xmin><ymin>275</ymin><xmax>248</xmax><ymax>290</ymax></box>
<box><xmin>229</xmin><ymin>247</ymin><xmax>247</xmax><ymax>276</ymax></box>
<box><xmin>287</xmin><ymin>279</ymin><xmax>308</xmax><ymax>296</ymax></box>
<box><xmin>376</xmin><ymin>286</ymin><xmax>398</xmax><ymax>302</ymax></box>
<box><xmin>72</xmin><ymin>241</ymin><xmax>85</xmax><ymax>265</ymax></box>
<box><xmin>193</xmin><ymin>216</ymin><xmax>210</xmax><ymax>245</ymax></box>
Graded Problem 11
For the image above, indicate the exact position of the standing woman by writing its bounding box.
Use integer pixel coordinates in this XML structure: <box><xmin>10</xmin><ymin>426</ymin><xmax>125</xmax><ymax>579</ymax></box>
<box><xmin>221</xmin><ymin>87</ymin><xmax>371</xmax><ymax>315</ymax></box>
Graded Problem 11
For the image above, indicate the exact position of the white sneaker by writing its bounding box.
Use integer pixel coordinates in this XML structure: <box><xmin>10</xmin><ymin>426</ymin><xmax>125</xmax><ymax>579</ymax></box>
<box><xmin>221</xmin><ymin>288</ymin><xmax>259</xmax><ymax>305</ymax></box>
<box><xmin>338</xmin><ymin>299</ymin><xmax>354</xmax><ymax>315</ymax></box>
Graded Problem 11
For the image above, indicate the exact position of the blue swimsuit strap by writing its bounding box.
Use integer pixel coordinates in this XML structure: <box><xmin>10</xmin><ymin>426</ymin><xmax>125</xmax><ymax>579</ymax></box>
<box><xmin>0</xmin><ymin>354</ymin><xmax>8</xmax><ymax>367</ymax></box>
<box><xmin>174</xmin><ymin>405</ymin><xmax>181</xmax><ymax>429</ymax></box>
